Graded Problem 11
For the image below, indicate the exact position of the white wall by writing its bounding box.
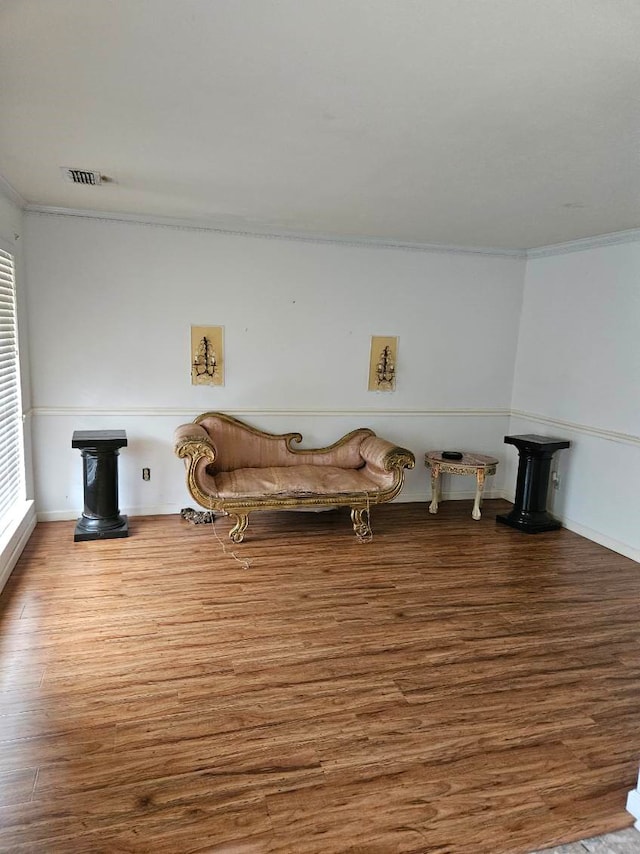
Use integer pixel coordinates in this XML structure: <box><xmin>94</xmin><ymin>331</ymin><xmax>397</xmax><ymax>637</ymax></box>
<box><xmin>24</xmin><ymin>211</ymin><xmax>526</xmax><ymax>520</ymax></box>
<box><xmin>509</xmin><ymin>239</ymin><xmax>640</xmax><ymax>561</ymax></box>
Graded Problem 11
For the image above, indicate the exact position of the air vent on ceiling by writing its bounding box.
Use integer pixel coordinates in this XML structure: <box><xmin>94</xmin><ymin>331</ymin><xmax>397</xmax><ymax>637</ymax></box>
<box><xmin>61</xmin><ymin>167</ymin><xmax>103</xmax><ymax>186</ymax></box>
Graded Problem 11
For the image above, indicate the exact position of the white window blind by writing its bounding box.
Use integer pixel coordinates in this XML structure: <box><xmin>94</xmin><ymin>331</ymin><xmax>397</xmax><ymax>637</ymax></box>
<box><xmin>0</xmin><ymin>245</ymin><xmax>24</xmax><ymax>535</ymax></box>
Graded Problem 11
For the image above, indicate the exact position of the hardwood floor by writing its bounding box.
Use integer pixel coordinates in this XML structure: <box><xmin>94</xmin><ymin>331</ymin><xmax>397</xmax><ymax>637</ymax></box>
<box><xmin>0</xmin><ymin>500</ymin><xmax>639</xmax><ymax>853</ymax></box>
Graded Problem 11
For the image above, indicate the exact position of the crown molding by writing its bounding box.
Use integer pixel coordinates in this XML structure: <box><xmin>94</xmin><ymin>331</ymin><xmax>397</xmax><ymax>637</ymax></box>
<box><xmin>0</xmin><ymin>174</ymin><xmax>27</xmax><ymax>209</ymax></box>
<box><xmin>21</xmin><ymin>204</ymin><xmax>640</xmax><ymax>259</ymax></box>
<box><xmin>24</xmin><ymin>205</ymin><xmax>527</xmax><ymax>259</ymax></box>
<box><xmin>527</xmin><ymin>227</ymin><xmax>640</xmax><ymax>259</ymax></box>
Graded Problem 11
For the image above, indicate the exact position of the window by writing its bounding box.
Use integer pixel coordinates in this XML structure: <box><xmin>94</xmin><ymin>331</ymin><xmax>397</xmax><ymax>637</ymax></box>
<box><xmin>0</xmin><ymin>243</ymin><xmax>24</xmax><ymax>536</ymax></box>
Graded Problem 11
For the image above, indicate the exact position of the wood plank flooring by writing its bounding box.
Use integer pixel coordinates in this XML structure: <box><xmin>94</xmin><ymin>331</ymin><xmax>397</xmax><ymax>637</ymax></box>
<box><xmin>0</xmin><ymin>500</ymin><xmax>639</xmax><ymax>853</ymax></box>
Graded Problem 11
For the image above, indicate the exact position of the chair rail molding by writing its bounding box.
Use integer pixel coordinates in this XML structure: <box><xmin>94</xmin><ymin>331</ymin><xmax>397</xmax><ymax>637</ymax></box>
<box><xmin>510</xmin><ymin>409</ymin><xmax>640</xmax><ymax>448</ymax></box>
<box><xmin>30</xmin><ymin>406</ymin><xmax>640</xmax><ymax>448</ymax></box>
<box><xmin>30</xmin><ymin>406</ymin><xmax>511</xmax><ymax>419</ymax></box>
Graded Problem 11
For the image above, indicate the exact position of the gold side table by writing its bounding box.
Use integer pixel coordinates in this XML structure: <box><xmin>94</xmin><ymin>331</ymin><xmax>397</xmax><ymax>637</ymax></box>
<box><xmin>425</xmin><ymin>451</ymin><xmax>499</xmax><ymax>521</ymax></box>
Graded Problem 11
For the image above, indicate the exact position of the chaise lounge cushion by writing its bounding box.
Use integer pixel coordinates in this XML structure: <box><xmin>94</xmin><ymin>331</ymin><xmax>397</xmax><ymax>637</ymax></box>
<box><xmin>213</xmin><ymin>464</ymin><xmax>389</xmax><ymax>500</ymax></box>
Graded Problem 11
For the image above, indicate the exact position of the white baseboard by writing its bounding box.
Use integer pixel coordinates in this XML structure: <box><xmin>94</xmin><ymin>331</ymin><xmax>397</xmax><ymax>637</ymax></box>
<box><xmin>627</xmin><ymin>787</ymin><xmax>640</xmax><ymax>830</ymax></box>
<box><xmin>33</xmin><ymin>495</ymin><xmax>640</xmax><ymax>564</ymax></box>
<box><xmin>37</xmin><ymin>510</ymin><xmax>77</xmax><ymax>522</ymax></box>
<box><xmin>37</xmin><ymin>490</ymin><xmax>505</xmax><ymax>522</ymax></box>
<box><xmin>0</xmin><ymin>501</ymin><xmax>37</xmax><ymax>594</ymax></box>
<box><xmin>398</xmin><ymin>488</ymin><xmax>504</xmax><ymax>504</ymax></box>
<box><xmin>495</xmin><ymin>491</ymin><xmax>640</xmax><ymax>564</ymax></box>
<box><xmin>37</xmin><ymin>504</ymin><xmax>184</xmax><ymax>522</ymax></box>
<box><xmin>559</xmin><ymin>516</ymin><xmax>640</xmax><ymax>563</ymax></box>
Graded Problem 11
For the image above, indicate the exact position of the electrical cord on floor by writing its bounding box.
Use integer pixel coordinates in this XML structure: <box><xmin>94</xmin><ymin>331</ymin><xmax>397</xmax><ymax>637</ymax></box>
<box><xmin>180</xmin><ymin>506</ymin><xmax>251</xmax><ymax>569</ymax></box>
<box><xmin>209</xmin><ymin>502</ymin><xmax>252</xmax><ymax>570</ymax></box>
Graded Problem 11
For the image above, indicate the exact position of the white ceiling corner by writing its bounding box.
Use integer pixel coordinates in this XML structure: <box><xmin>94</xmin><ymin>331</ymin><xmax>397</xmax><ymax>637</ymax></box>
<box><xmin>1</xmin><ymin>0</ymin><xmax>639</xmax><ymax>251</ymax></box>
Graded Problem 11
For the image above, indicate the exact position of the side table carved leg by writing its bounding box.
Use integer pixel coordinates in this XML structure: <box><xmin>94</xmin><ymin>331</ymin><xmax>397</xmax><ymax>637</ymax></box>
<box><xmin>429</xmin><ymin>465</ymin><xmax>440</xmax><ymax>514</ymax></box>
<box><xmin>472</xmin><ymin>468</ymin><xmax>486</xmax><ymax>520</ymax></box>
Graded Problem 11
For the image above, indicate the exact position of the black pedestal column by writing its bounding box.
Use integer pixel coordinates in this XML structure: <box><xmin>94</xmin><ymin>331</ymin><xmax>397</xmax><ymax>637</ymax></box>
<box><xmin>497</xmin><ymin>434</ymin><xmax>570</xmax><ymax>533</ymax></box>
<box><xmin>72</xmin><ymin>430</ymin><xmax>128</xmax><ymax>541</ymax></box>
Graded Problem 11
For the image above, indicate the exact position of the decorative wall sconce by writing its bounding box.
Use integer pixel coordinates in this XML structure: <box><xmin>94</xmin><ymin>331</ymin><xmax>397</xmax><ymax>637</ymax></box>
<box><xmin>376</xmin><ymin>345</ymin><xmax>395</xmax><ymax>387</ymax></box>
<box><xmin>193</xmin><ymin>337</ymin><xmax>217</xmax><ymax>379</ymax></box>
<box><xmin>191</xmin><ymin>325</ymin><xmax>224</xmax><ymax>386</ymax></box>
<box><xmin>368</xmin><ymin>335</ymin><xmax>398</xmax><ymax>392</ymax></box>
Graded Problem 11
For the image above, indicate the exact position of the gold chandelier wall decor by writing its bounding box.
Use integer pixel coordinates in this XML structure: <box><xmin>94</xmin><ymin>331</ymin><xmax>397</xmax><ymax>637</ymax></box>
<box><xmin>368</xmin><ymin>335</ymin><xmax>398</xmax><ymax>392</ymax></box>
<box><xmin>190</xmin><ymin>325</ymin><xmax>224</xmax><ymax>386</ymax></box>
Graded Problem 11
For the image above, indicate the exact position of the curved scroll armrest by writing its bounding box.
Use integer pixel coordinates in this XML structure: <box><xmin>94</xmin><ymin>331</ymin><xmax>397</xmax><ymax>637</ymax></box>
<box><xmin>360</xmin><ymin>436</ymin><xmax>415</xmax><ymax>472</ymax></box>
<box><xmin>174</xmin><ymin>423</ymin><xmax>217</xmax><ymax>466</ymax></box>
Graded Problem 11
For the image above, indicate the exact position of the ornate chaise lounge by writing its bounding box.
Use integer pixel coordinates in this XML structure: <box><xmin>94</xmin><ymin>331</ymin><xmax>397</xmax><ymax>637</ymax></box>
<box><xmin>174</xmin><ymin>412</ymin><xmax>415</xmax><ymax>542</ymax></box>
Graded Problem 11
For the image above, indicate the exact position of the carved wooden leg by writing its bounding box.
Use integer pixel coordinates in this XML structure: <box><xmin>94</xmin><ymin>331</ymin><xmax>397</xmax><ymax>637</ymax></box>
<box><xmin>351</xmin><ymin>508</ymin><xmax>373</xmax><ymax>543</ymax></box>
<box><xmin>472</xmin><ymin>468</ymin><xmax>486</xmax><ymax>520</ymax></box>
<box><xmin>229</xmin><ymin>513</ymin><xmax>249</xmax><ymax>543</ymax></box>
<box><xmin>429</xmin><ymin>465</ymin><xmax>440</xmax><ymax>514</ymax></box>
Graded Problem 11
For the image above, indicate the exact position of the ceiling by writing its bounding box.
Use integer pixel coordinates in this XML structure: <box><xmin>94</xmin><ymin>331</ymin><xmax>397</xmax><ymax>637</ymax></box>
<box><xmin>1</xmin><ymin>0</ymin><xmax>639</xmax><ymax>251</ymax></box>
